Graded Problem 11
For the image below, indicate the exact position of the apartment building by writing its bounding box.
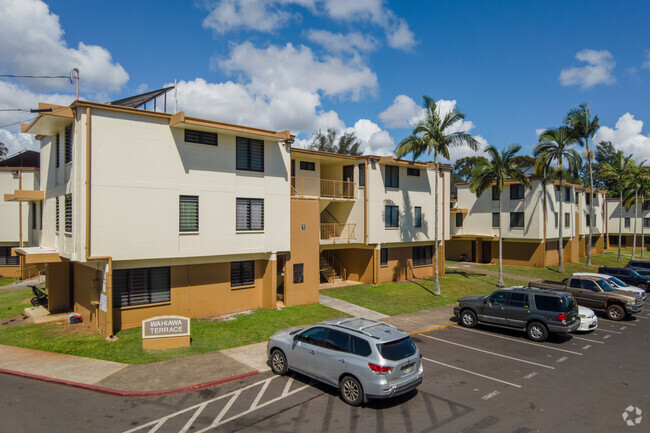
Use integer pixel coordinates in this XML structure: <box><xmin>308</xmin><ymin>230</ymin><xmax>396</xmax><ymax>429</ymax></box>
<box><xmin>605</xmin><ymin>197</ymin><xmax>650</xmax><ymax>250</ymax></box>
<box><xmin>447</xmin><ymin>177</ymin><xmax>588</xmax><ymax>267</ymax></box>
<box><xmin>1</xmin><ymin>150</ymin><xmax>41</xmax><ymax>279</ymax></box>
<box><xmin>577</xmin><ymin>187</ymin><xmax>606</xmax><ymax>256</ymax></box>
<box><xmin>290</xmin><ymin>149</ymin><xmax>450</xmax><ymax>286</ymax></box>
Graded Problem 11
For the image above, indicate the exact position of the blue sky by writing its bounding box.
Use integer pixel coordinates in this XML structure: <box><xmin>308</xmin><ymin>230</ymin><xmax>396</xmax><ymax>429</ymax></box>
<box><xmin>1</xmin><ymin>0</ymin><xmax>649</xmax><ymax>162</ymax></box>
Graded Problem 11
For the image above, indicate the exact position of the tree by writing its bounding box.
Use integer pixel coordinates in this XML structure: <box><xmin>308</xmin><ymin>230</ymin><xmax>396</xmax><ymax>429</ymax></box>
<box><xmin>595</xmin><ymin>141</ymin><xmax>623</xmax><ymax>195</ymax></box>
<box><xmin>623</xmin><ymin>162</ymin><xmax>650</xmax><ymax>260</ymax></box>
<box><xmin>511</xmin><ymin>155</ymin><xmax>536</xmax><ymax>169</ymax></box>
<box><xmin>565</xmin><ymin>104</ymin><xmax>600</xmax><ymax>266</ymax></box>
<box><xmin>395</xmin><ymin>96</ymin><xmax>479</xmax><ymax>295</ymax></box>
<box><xmin>469</xmin><ymin>145</ymin><xmax>530</xmax><ymax>286</ymax></box>
<box><xmin>534</xmin><ymin>127</ymin><xmax>581</xmax><ymax>273</ymax></box>
<box><xmin>308</xmin><ymin>128</ymin><xmax>362</xmax><ymax>156</ymax></box>
<box><xmin>453</xmin><ymin>156</ymin><xmax>487</xmax><ymax>181</ymax></box>
<box><xmin>0</xmin><ymin>141</ymin><xmax>7</xmax><ymax>160</ymax></box>
<box><xmin>600</xmin><ymin>152</ymin><xmax>633</xmax><ymax>263</ymax></box>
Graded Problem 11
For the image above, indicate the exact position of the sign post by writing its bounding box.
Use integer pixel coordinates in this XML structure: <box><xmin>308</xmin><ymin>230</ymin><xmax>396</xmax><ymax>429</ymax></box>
<box><xmin>142</xmin><ymin>315</ymin><xmax>190</xmax><ymax>350</ymax></box>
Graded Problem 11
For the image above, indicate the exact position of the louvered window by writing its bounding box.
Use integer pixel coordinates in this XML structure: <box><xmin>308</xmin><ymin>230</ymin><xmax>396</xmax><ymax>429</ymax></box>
<box><xmin>385</xmin><ymin>205</ymin><xmax>399</xmax><ymax>228</ymax></box>
<box><xmin>358</xmin><ymin>163</ymin><xmax>365</xmax><ymax>187</ymax></box>
<box><xmin>55</xmin><ymin>197</ymin><xmax>59</xmax><ymax>231</ymax></box>
<box><xmin>184</xmin><ymin>129</ymin><xmax>218</xmax><ymax>146</ymax></box>
<box><xmin>385</xmin><ymin>166</ymin><xmax>399</xmax><ymax>188</ymax></box>
<box><xmin>55</xmin><ymin>134</ymin><xmax>60</xmax><ymax>168</ymax></box>
<box><xmin>236</xmin><ymin>137</ymin><xmax>264</xmax><ymax>172</ymax></box>
<box><xmin>39</xmin><ymin>202</ymin><xmax>42</xmax><ymax>230</ymax></box>
<box><xmin>31</xmin><ymin>203</ymin><xmax>37</xmax><ymax>230</ymax></box>
<box><xmin>236</xmin><ymin>198</ymin><xmax>264</xmax><ymax>231</ymax></box>
<box><xmin>0</xmin><ymin>246</ymin><xmax>19</xmax><ymax>266</ymax></box>
<box><xmin>407</xmin><ymin>167</ymin><xmax>420</xmax><ymax>176</ymax></box>
<box><xmin>64</xmin><ymin>125</ymin><xmax>72</xmax><ymax>164</ymax></box>
<box><xmin>414</xmin><ymin>207</ymin><xmax>422</xmax><ymax>227</ymax></box>
<box><xmin>65</xmin><ymin>195</ymin><xmax>72</xmax><ymax>233</ymax></box>
<box><xmin>179</xmin><ymin>195</ymin><xmax>199</xmax><ymax>232</ymax></box>
<box><xmin>380</xmin><ymin>248</ymin><xmax>388</xmax><ymax>266</ymax></box>
<box><xmin>231</xmin><ymin>260</ymin><xmax>255</xmax><ymax>287</ymax></box>
<box><xmin>412</xmin><ymin>246</ymin><xmax>432</xmax><ymax>266</ymax></box>
<box><xmin>293</xmin><ymin>264</ymin><xmax>304</xmax><ymax>284</ymax></box>
<box><xmin>113</xmin><ymin>267</ymin><xmax>170</xmax><ymax>307</ymax></box>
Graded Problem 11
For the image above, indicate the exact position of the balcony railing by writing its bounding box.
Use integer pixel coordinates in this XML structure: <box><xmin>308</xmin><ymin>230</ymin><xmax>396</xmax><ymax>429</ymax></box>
<box><xmin>291</xmin><ymin>177</ymin><xmax>355</xmax><ymax>199</ymax></box>
<box><xmin>320</xmin><ymin>223</ymin><xmax>356</xmax><ymax>243</ymax></box>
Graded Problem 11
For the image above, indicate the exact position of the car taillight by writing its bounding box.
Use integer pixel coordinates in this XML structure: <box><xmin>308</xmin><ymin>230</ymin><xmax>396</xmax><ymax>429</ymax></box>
<box><xmin>368</xmin><ymin>363</ymin><xmax>392</xmax><ymax>374</ymax></box>
<box><xmin>557</xmin><ymin>313</ymin><xmax>566</xmax><ymax>322</ymax></box>
<box><xmin>420</xmin><ymin>353</ymin><xmax>422</xmax><ymax>359</ymax></box>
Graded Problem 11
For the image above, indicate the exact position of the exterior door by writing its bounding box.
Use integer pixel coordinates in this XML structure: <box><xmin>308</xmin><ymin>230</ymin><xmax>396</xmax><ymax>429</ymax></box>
<box><xmin>343</xmin><ymin>165</ymin><xmax>353</xmax><ymax>198</ymax></box>
<box><xmin>471</xmin><ymin>241</ymin><xmax>477</xmax><ymax>262</ymax></box>
<box><xmin>482</xmin><ymin>241</ymin><xmax>492</xmax><ymax>263</ymax></box>
<box><xmin>315</xmin><ymin>329</ymin><xmax>351</xmax><ymax>386</ymax></box>
<box><xmin>505</xmin><ymin>292</ymin><xmax>531</xmax><ymax>328</ymax></box>
<box><xmin>289</xmin><ymin>326</ymin><xmax>325</xmax><ymax>376</ymax></box>
<box><xmin>479</xmin><ymin>291</ymin><xmax>508</xmax><ymax>325</ymax></box>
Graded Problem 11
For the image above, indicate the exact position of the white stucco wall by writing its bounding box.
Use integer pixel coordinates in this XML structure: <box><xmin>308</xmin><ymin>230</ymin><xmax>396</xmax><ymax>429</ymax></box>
<box><xmin>0</xmin><ymin>169</ymin><xmax>36</xmax><ymax>244</ymax></box>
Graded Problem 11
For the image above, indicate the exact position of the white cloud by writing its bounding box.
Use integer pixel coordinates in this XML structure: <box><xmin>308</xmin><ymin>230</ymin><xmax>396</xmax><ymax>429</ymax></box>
<box><xmin>535</xmin><ymin>128</ymin><xmax>546</xmax><ymax>137</ymax></box>
<box><xmin>642</xmin><ymin>51</ymin><xmax>650</xmax><ymax>70</ymax></box>
<box><xmin>594</xmin><ymin>113</ymin><xmax>650</xmax><ymax>162</ymax></box>
<box><xmin>202</xmin><ymin>0</ymin><xmax>295</xmax><ymax>34</ymax></box>
<box><xmin>0</xmin><ymin>130</ymin><xmax>39</xmax><ymax>157</ymax></box>
<box><xmin>444</xmin><ymin>135</ymin><xmax>489</xmax><ymax>164</ymax></box>
<box><xmin>136</xmin><ymin>84</ymin><xmax>149</xmax><ymax>94</ymax></box>
<box><xmin>385</xmin><ymin>17</ymin><xmax>416</xmax><ymax>51</ymax></box>
<box><xmin>379</xmin><ymin>95</ymin><xmax>422</xmax><ymax>128</ymax></box>
<box><xmin>306</xmin><ymin>30</ymin><xmax>377</xmax><ymax>54</ymax></box>
<box><xmin>559</xmin><ymin>49</ymin><xmax>616</xmax><ymax>89</ymax></box>
<box><xmin>346</xmin><ymin>119</ymin><xmax>394</xmax><ymax>156</ymax></box>
<box><xmin>0</xmin><ymin>0</ymin><xmax>128</xmax><ymax>92</ymax></box>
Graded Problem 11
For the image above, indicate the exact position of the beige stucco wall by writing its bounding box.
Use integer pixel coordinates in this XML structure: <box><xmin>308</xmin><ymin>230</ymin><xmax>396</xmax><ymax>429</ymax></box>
<box><xmin>0</xmin><ymin>169</ymin><xmax>37</xmax><ymax>244</ymax></box>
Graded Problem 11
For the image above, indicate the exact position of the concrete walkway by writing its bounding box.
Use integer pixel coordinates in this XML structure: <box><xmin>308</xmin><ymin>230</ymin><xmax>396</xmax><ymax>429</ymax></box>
<box><xmin>446</xmin><ymin>262</ymin><xmax>538</xmax><ymax>283</ymax></box>
<box><xmin>319</xmin><ymin>294</ymin><xmax>389</xmax><ymax>320</ymax></box>
<box><xmin>0</xmin><ymin>275</ymin><xmax>45</xmax><ymax>293</ymax></box>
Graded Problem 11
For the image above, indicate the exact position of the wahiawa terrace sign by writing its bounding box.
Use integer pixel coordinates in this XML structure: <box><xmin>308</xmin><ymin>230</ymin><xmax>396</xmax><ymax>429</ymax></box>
<box><xmin>142</xmin><ymin>315</ymin><xmax>190</xmax><ymax>350</ymax></box>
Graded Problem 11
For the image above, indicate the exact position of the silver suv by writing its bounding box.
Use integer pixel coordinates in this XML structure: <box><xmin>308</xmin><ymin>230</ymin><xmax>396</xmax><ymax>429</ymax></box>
<box><xmin>266</xmin><ymin>317</ymin><xmax>423</xmax><ymax>406</ymax></box>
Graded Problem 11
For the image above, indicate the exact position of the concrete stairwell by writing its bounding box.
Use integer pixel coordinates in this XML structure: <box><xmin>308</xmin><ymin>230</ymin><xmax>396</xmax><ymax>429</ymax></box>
<box><xmin>320</xmin><ymin>255</ymin><xmax>343</xmax><ymax>284</ymax></box>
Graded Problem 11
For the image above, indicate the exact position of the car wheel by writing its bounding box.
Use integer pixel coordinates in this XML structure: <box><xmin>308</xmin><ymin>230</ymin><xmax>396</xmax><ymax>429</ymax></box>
<box><xmin>526</xmin><ymin>321</ymin><xmax>548</xmax><ymax>342</ymax></box>
<box><xmin>460</xmin><ymin>309</ymin><xmax>478</xmax><ymax>328</ymax></box>
<box><xmin>340</xmin><ymin>375</ymin><xmax>364</xmax><ymax>406</ymax></box>
<box><xmin>637</xmin><ymin>283</ymin><xmax>647</xmax><ymax>290</ymax></box>
<box><xmin>606</xmin><ymin>304</ymin><xmax>625</xmax><ymax>321</ymax></box>
<box><xmin>270</xmin><ymin>349</ymin><xmax>288</xmax><ymax>375</ymax></box>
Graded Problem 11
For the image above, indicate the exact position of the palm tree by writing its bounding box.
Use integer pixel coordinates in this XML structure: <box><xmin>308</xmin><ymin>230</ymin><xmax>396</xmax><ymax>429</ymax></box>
<box><xmin>395</xmin><ymin>96</ymin><xmax>479</xmax><ymax>295</ymax></box>
<box><xmin>600</xmin><ymin>152</ymin><xmax>633</xmax><ymax>263</ymax></box>
<box><xmin>623</xmin><ymin>161</ymin><xmax>649</xmax><ymax>260</ymax></box>
<box><xmin>534</xmin><ymin>127</ymin><xmax>581</xmax><ymax>273</ymax></box>
<box><xmin>565</xmin><ymin>104</ymin><xmax>599</xmax><ymax>266</ymax></box>
<box><xmin>469</xmin><ymin>145</ymin><xmax>530</xmax><ymax>286</ymax></box>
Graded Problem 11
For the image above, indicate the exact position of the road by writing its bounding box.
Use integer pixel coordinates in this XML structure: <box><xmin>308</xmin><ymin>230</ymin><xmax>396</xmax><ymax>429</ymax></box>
<box><xmin>1</xmin><ymin>309</ymin><xmax>648</xmax><ymax>432</ymax></box>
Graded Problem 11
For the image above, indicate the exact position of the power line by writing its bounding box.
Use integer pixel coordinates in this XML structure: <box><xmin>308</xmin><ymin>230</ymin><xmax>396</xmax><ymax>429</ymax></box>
<box><xmin>0</xmin><ymin>117</ymin><xmax>36</xmax><ymax>129</ymax></box>
<box><xmin>0</xmin><ymin>74</ymin><xmax>70</xmax><ymax>79</ymax></box>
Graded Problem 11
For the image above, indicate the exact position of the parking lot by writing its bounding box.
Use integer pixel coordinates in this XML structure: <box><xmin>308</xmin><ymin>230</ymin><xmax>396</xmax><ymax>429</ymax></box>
<box><xmin>122</xmin><ymin>309</ymin><xmax>649</xmax><ymax>433</ymax></box>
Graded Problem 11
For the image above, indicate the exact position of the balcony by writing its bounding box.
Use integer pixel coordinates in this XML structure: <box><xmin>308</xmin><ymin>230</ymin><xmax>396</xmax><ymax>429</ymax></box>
<box><xmin>320</xmin><ymin>223</ymin><xmax>356</xmax><ymax>243</ymax></box>
<box><xmin>291</xmin><ymin>177</ymin><xmax>355</xmax><ymax>200</ymax></box>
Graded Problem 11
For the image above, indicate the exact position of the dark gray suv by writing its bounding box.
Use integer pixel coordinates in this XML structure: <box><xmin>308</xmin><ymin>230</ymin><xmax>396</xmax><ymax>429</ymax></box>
<box><xmin>454</xmin><ymin>287</ymin><xmax>580</xmax><ymax>341</ymax></box>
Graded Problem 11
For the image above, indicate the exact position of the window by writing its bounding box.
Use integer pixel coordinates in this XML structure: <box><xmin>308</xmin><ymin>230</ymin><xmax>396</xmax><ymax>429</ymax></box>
<box><xmin>412</xmin><ymin>246</ymin><xmax>432</xmax><ymax>266</ymax></box>
<box><xmin>564</xmin><ymin>187</ymin><xmax>571</xmax><ymax>202</ymax></box>
<box><xmin>407</xmin><ymin>167</ymin><xmax>420</xmax><ymax>176</ymax></box>
<box><xmin>297</xmin><ymin>327</ymin><xmax>326</xmax><ymax>346</ymax></box>
<box><xmin>545</xmin><ymin>240</ymin><xmax>559</xmax><ymax>251</ymax></box>
<box><xmin>644</xmin><ymin>218</ymin><xmax>650</xmax><ymax>228</ymax></box>
<box><xmin>179</xmin><ymin>195</ymin><xmax>199</xmax><ymax>232</ymax></box>
<box><xmin>293</xmin><ymin>263</ymin><xmax>304</xmax><ymax>284</ymax></box>
<box><xmin>534</xmin><ymin>294</ymin><xmax>567</xmax><ymax>312</ymax></box>
<box><xmin>55</xmin><ymin>134</ymin><xmax>60</xmax><ymax>168</ymax></box>
<box><xmin>358</xmin><ymin>163</ymin><xmax>365</xmax><ymax>187</ymax></box>
<box><xmin>64</xmin><ymin>194</ymin><xmax>72</xmax><ymax>233</ymax></box>
<box><xmin>625</xmin><ymin>218</ymin><xmax>631</xmax><ymax>228</ymax></box>
<box><xmin>39</xmin><ymin>202</ymin><xmax>42</xmax><ymax>230</ymax></box>
<box><xmin>492</xmin><ymin>185</ymin><xmax>500</xmax><ymax>201</ymax></box>
<box><xmin>385</xmin><ymin>165</ymin><xmax>399</xmax><ymax>188</ymax></box>
<box><xmin>510</xmin><ymin>212</ymin><xmax>524</xmax><ymax>228</ymax></box>
<box><xmin>299</xmin><ymin>161</ymin><xmax>315</xmax><ymax>171</ymax></box>
<box><xmin>385</xmin><ymin>205</ymin><xmax>399</xmax><ymax>228</ymax></box>
<box><xmin>350</xmin><ymin>335</ymin><xmax>371</xmax><ymax>357</ymax></box>
<box><xmin>378</xmin><ymin>337</ymin><xmax>416</xmax><ymax>361</ymax></box>
<box><xmin>0</xmin><ymin>246</ymin><xmax>19</xmax><ymax>266</ymax></box>
<box><xmin>489</xmin><ymin>291</ymin><xmax>508</xmax><ymax>305</ymax></box>
<box><xmin>565</xmin><ymin>212</ymin><xmax>570</xmax><ymax>227</ymax></box>
<box><xmin>236</xmin><ymin>198</ymin><xmax>264</xmax><ymax>231</ymax></box>
<box><xmin>113</xmin><ymin>267</ymin><xmax>170</xmax><ymax>307</ymax></box>
<box><xmin>585</xmin><ymin>193</ymin><xmax>591</xmax><ymax>205</ymax></box>
<box><xmin>231</xmin><ymin>260</ymin><xmax>255</xmax><ymax>287</ymax></box>
<box><xmin>455</xmin><ymin>213</ymin><xmax>463</xmax><ymax>227</ymax></box>
<box><xmin>554</xmin><ymin>212</ymin><xmax>559</xmax><ymax>228</ymax></box>
<box><xmin>644</xmin><ymin>201</ymin><xmax>650</xmax><ymax>211</ymax></box>
<box><xmin>31</xmin><ymin>203</ymin><xmax>37</xmax><ymax>230</ymax></box>
<box><xmin>508</xmin><ymin>293</ymin><xmax>529</xmax><ymax>308</ymax></box>
<box><xmin>184</xmin><ymin>129</ymin><xmax>218</xmax><ymax>146</ymax></box>
<box><xmin>236</xmin><ymin>137</ymin><xmax>264</xmax><ymax>172</ymax></box>
<box><xmin>55</xmin><ymin>197</ymin><xmax>59</xmax><ymax>232</ymax></box>
<box><xmin>323</xmin><ymin>329</ymin><xmax>350</xmax><ymax>352</ymax></box>
<box><xmin>492</xmin><ymin>212</ymin><xmax>500</xmax><ymax>227</ymax></box>
<box><xmin>64</xmin><ymin>125</ymin><xmax>72</xmax><ymax>164</ymax></box>
<box><xmin>414</xmin><ymin>207</ymin><xmax>422</xmax><ymax>227</ymax></box>
<box><xmin>510</xmin><ymin>184</ymin><xmax>524</xmax><ymax>200</ymax></box>
<box><xmin>586</xmin><ymin>214</ymin><xmax>591</xmax><ymax>227</ymax></box>
<box><xmin>380</xmin><ymin>248</ymin><xmax>388</xmax><ymax>266</ymax></box>
<box><xmin>609</xmin><ymin>235</ymin><xmax>626</xmax><ymax>246</ymax></box>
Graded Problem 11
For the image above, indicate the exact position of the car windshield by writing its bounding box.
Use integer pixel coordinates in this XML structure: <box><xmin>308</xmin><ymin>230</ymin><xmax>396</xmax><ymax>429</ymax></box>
<box><xmin>629</xmin><ymin>269</ymin><xmax>643</xmax><ymax>278</ymax></box>
<box><xmin>377</xmin><ymin>337</ymin><xmax>416</xmax><ymax>361</ymax></box>
<box><xmin>595</xmin><ymin>280</ymin><xmax>615</xmax><ymax>292</ymax></box>
<box><xmin>608</xmin><ymin>277</ymin><xmax>626</xmax><ymax>288</ymax></box>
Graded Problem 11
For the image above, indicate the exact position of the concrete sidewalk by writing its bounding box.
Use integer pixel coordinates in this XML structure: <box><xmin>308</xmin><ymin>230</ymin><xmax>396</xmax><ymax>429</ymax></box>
<box><xmin>447</xmin><ymin>262</ymin><xmax>538</xmax><ymax>283</ymax></box>
<box><xmin>0</xmin><ymin>276</ymin><xmax>45</xmax><ymax>293</ymax></box>
<box><xmin>0</xmin><ymin>300</ymin><xmax>457</xmax><ymax>396</ymax></box>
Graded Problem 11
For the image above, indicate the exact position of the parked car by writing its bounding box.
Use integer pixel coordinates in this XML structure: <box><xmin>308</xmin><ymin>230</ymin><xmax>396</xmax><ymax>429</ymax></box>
<box><xmin>597</xmin><ymin>266</ymin><xmax>650</xmax><ymax>291</ymax></box>
<box><xmin>529</xmin><ymin>275</ymin><xmax>644</xmax><ymax>321</ymax></box>
<box><xmin>632</xmin><ymin>268</ymin><xmax>650</xmax><ymax>278</ymax></box>
<box><xmin>572</xmin><ymin>273</ymin><xmax>647</xmax><ymax>302</ymax></box>
<box><xmin>625</xmin><ymin>260</ymin><xmax>650</xmax><ymax>270</ymax></box>
<box><xmin>454</xmin><ymin>287</ymin><xmax>580</xmax><ymax>342</ymax></box>
<box><xmin>267</xmin><ymin>317</ymin><xmax>423</xmax><ymax>406</ymax></box>
<box><xmin>576</xmin><ymin>305</ymin><xmax>598</xmax><ymax>332</ymax></box>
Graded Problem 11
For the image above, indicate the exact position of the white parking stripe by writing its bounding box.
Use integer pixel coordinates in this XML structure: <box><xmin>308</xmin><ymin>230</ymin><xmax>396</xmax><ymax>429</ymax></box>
<box><xmin>421</xmin><ymin>334</ymin><xmax>555</xmax><ymax>369</ymax></box>
<box><xmin>179</xmin><ymin>402</ymin><xmax>208</xmax><ymax>433</ymax></box>
<box><xmin>452</xmin><ymin>326</ymin><xmax>583</xmax><ymax>355</ymax></box>
<box><xmin>609</xmin><ymin>321</ymin><xmax>636</xmax><ymax>326</ymax></box>
<box><xmin>594</xmin><ymin>328</ymin><xmax>621</xmax><ymax>334</ymax></box>
<box><xmin>422</xmin><ymin>357</ymin><xmax>522</xmax><ymax>388</ymax></box>
<box><xmin>571</xmin><ymin>336</ymin><xmax>605</xmax><ymax>344</ymax></box>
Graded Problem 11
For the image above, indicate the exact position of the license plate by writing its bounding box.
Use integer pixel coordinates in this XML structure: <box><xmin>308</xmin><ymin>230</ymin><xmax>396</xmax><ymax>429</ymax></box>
<box><xmin>401</xmin><ymin>362</ymin><xmax>415</xmax><ymax>374</ymax></box>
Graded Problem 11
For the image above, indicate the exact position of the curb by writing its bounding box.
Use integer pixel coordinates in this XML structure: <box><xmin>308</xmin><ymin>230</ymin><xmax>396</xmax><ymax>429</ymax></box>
<box><xmin>410</xmin><ymin>322</ymin><xmax>457</xmax><ymax>335</ymax></box>
<box><xmin>0</xmin><ymin>367</ymin><xmax>259</xmax><ymax>397</ymax></box>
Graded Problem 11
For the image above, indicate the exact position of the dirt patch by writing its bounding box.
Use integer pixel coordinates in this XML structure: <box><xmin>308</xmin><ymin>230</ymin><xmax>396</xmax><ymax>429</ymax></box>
<box><xmin>43</xmin><ymin>321</ymin><xmax>98</xmax><ymax>337</ymax></box>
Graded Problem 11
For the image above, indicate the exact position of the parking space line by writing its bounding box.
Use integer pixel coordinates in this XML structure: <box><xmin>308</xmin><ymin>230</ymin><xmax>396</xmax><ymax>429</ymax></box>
<box><xmin>633</xmin><ymin>315</ymin><xmax>648</xmax><ymax>319</ymax></box>
<box><xmin>452</xmin><ymin>326</ymin><xmax>583</xmax><ymax>355</ymax></box>
<box><xmin>571</xmin><ymin>336</ymin><xmax>605</xmax><ymax>344</ymax></box>
<box><xmin>179</xmin><ymin>402</ymin><xmax>208</xmax><ymax>433</ymax></box>
<box><xmin>421</xmin><ymin>334</ymin><xmax>555</xmax><ymax>369</ymax></box>
<box><xmin>609</xmin><ymin>321</ymin><xmax>636</xmax><ymax>326</ymax></box>
<box><xmin>594</xmin><ymin>328</ymin><xmax>621</xmax><ymax>334</ymax></box>
<box><xmin>422</xmin><ymin>357</ymin><xmax>521</xmax><ymax>388</ymax></box>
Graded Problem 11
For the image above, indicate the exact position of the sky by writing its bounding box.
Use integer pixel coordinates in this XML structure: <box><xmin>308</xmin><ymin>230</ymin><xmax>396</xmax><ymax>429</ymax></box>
<box><xmin>1</xmin><ymin>0</ymin><xmax>649</xmax><ymax>164</ymax></box>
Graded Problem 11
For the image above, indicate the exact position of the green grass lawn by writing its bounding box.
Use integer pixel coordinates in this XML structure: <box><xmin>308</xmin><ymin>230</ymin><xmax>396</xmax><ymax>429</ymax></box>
<box><xmin>0</xmin><ymin>288</ymin><xmax>32</xmax><ymax>320</ymax></box>
<box><xmin>321</xmin><ymin>270</ymin><xmax>521</xmax><ymax>316</ymax></box>
<box><xmin>0</xmin><ymin>304</ymin><xmax>345</xmax><ymax>364</ymax></box>
<box><xmin>0</xmin><ymin>277</ymin><xmax>16</xmax><ymax>287</ymax></box>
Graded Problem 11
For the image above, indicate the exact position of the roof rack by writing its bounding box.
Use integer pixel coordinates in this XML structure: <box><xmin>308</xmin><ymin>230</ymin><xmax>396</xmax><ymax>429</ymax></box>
<box><xmin>330</xmin><ymin>317</ymin><xmax>397</xmax><ymax>338</ymax></box>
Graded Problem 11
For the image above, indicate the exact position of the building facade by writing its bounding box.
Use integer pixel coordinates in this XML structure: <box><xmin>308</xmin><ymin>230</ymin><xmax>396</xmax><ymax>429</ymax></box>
<box><xmin>605</xmin><ymin>197</ymin><xmax>650</xmax><ymax>250</ymax></box>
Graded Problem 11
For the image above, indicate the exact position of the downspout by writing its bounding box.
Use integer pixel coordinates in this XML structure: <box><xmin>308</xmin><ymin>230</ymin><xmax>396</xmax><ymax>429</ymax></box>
<box><xmin>84</xmin><ymin>106</ymin><xmax>114</xmax><ymax>339</ymax></box>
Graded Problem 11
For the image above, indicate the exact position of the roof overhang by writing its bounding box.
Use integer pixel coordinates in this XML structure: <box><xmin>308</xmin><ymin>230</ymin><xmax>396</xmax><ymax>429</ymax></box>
<box><xmin>21</xmin><ymin>103</ymin><xmax>74</xmax><ymax>136</ymax></box>
<box><xmin>450</xmin><ymin>235</ymin><xmax>500</xmax><ymax>240</ymax></box>
<box><xmin>11</xmin><ymin>247</ymin><xmax>62</xmax><ymax>264</ymax></box>
<box><xmin>4</xmin><ymin>190</ymin><xmax>44</xmax><ymax>202</ymax></box>
<box><xmin>169</xmin><ymin>112</ymin><xmax>293</xmax><ymax>142</ymax></box>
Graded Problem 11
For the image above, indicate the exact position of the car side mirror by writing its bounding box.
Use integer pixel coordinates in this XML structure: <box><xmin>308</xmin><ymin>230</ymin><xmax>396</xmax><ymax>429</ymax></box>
<box><xmin>293</xmin><ymin>334</ymin><xmax>301</xmax><ymax>343</ymax></box>
<box><xmin>483</xmin><ymin>299</ymin><xmax>488</xmax><ymax>304</ymax></box>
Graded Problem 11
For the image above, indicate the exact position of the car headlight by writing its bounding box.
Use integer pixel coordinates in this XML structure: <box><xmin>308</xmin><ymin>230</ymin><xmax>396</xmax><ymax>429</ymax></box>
<box><xmin>626</xmin><ymin>300</ymin><xmax>633</xmax><ymax>306</ymax></box>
